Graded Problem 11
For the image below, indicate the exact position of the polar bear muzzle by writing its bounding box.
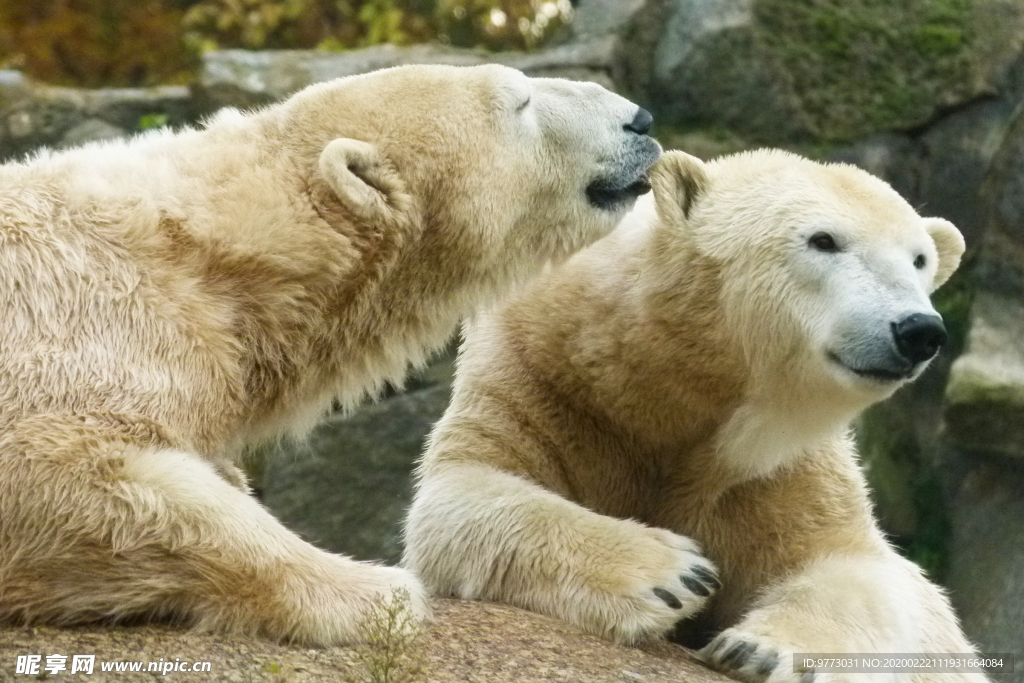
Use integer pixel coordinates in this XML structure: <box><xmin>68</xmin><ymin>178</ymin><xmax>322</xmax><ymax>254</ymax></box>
<box><xmin>585</xmin><ymin>107</ymin><xmax>661</xmax><ymax>211</ymax></box>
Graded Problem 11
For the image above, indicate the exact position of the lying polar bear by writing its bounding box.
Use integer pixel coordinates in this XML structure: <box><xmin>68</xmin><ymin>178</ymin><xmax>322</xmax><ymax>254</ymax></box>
<box><xmin>0</xmin><ymin>64</ymin><xmax>660</xmax><ymax>645</ymax></box>
<box><xmin>405</xmin><ymin>150</ymin><xmax>983</xmax><ymax>681</ymax></box>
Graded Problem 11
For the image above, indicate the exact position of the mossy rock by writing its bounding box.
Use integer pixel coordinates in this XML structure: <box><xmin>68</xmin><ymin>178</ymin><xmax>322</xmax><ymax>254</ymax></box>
<box><xmin>754</xmin><ymin>0</ymin><xmax>1024</xmax><ymax>140</ymax></box>
<box><xmin>627</xmin><ymin>0</ymin><xmax>1024</xmax><ymax>142</ymax></box>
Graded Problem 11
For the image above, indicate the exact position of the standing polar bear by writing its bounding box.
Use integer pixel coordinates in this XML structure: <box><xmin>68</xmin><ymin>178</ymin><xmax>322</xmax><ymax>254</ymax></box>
<box><xmin>405</xmin><ymin>150</ymin><xmax>983</xmax><ymax>681</ymax></box>
<box><xmin>0</xmin><ymin>64</ymin><xmax>661</xmax><ymax>645</ymax></box>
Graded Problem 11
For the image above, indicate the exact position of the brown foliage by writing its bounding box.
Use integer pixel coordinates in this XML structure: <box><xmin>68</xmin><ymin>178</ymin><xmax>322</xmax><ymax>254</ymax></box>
<box><xmin>0</xmin><ymin>0</ymin><xmax>571</xmax><ymax>87</ymax></box>
<box><xmin>0</xmin><ymin>0</ymin><xmax>197</xmax><ymax>87</ymax></box>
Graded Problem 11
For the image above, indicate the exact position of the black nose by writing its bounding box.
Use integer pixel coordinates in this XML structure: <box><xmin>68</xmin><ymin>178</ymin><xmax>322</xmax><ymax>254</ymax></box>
<box><xmin>624</xmin><ymin>108</ymin><xmax>653</xmax><ymax>135</ymax></box>
<box><xmin>892</xmin><ymin>313</ymin><xmax>947</xmax><ymax>365</ymax></box>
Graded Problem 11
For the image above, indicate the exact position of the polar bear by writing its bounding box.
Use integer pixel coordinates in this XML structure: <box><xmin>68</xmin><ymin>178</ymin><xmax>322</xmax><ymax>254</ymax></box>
<box><xmin>0</xmin><ymin>64</ymin><xmax>660</xmax><ymax>646</ymax></box>
<box><xmin>405</xmin><ymin>150</ymin><xmax>984</xmax><ymax>681</ymax></box>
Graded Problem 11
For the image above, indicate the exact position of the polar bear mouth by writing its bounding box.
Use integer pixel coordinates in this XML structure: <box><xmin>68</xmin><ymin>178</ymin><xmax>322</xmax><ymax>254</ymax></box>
<box><xmin>585</xmin><ymin>175</ymin><xmax>653</xmax><ymax>210</ymax></box>
<box><xmin>827</xmin><ymin>352</ymin><xmax>912</xmax><ymax>383</ymax></box>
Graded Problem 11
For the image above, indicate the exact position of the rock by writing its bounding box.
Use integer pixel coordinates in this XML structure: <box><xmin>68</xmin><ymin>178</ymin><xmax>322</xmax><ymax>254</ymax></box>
<box><xmin>198</xmin><ymin>40</ymin><xmax>618</xmax><ymax>110</ymax></box>
<box><xmin>620</xmin><ymin>0</ymin><xmax>1024</xmax><ymax>142</ymax></box>
<box><xmin>569</xmin><ymin>0</ymin><xmax>647</xmax><ymax>42</ymax></box>
<box><xmin>0</xmin><ymin>599</ymin><xmax>730</xmax><ymax>683</ymax></box>
<box><xmin>918</xmin><ymin>98</ymin><xmax>1016</xmax><ymax>250</ymax></box>
<box><xmin>939</xmin><ymin>93</ymin><xmax>1024</xmax><ymax>661</ymax></box>
<box><xmin>827</xmin><ymin>133</ymin><xmax>922</xmax><ymax>202</ymax></box>
<box><xmin>59</xmin><ymin>119</ymin><xmax>128</xmax><ymax>148</ymax></box>
<box><xmin>624</xmin><ymin>0</ymin><xmax>804</xmax><ymax>142</ymax></box>
<box><xmin>945</xmin><ymin>293</ymin><xmax>1024</xmax><ymax>459</ymax></box>
<box><xmin>262</xmin><ymin>353</ymin><xmax>455</xmax><ymax>564</ymax></box>
<box><xmin>944</xmin><ymin>457</ymin><xmax>1024</xmax><ymax>681</ymax></box>
<box><xmin>976</xmin><ymin>101</ymin><xmax>1024</xmax><ymax>297</ymax></box>
<box><xmin>0</xmin><ymin>77</ymin><xmax>202</xmax><ymax>162</ymax></box>
<box><xmin>942</xmin><ymin>99</ymin><xmax>1024</xmax><ymax>459</ymax></box>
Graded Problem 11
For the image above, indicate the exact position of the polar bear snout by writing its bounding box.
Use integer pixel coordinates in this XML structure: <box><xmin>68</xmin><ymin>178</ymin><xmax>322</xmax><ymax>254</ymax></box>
<box><xmin>585</xmin><ymin>120</ymin><xmax>662</xmax><ymax>211</ymax></box>
<box><xmin>623</xmin><ymin>108</ymin><xmax>654</xmax><ymax>135</ymax></box>
<box><xmin>829</xmin><ymin>308</ymin><xmax>947</xmax><ymax>384</ymax></box>
<box><xmin>892</xmin><ymin>312</ymin><xmax>946</xmax><ymax>365</ymax></box>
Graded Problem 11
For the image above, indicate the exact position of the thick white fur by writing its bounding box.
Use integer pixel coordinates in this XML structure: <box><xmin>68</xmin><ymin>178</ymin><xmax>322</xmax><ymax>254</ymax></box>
<box><xmin>405</xmin><ymin>150</ymin><xmax>982</xmax><ymax>682</ymax></box>
<box><xmin>0</xmin><ymin>64</ymin><xmax>653</xmax><ymax>645</ymax></box>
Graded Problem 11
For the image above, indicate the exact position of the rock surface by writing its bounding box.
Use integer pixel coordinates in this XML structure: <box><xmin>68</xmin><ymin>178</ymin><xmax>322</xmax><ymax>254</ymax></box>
<box><xmin>262</xmin><ymin>376</ymin><xmax>453</xmax><ymax>565</ymax></box>
<box><xmin>621</xmin><ymin>0</ymin><xmax>1024</xmax><ymax>142</ymax></box>
<box><xmin>938</xmin><ymin>80</ymin><xmax>1024</xmax><ymax>665</ymax></box>
<box><xmin>198</xmin><ymin>39</ymin><xmax>618</xmax><ymax>110</ymax></box>
<box><xmin>944</xmin><ymin>459</ymin><xmax>1024</xmax><ymax>683</ymax></box>
<box><xmin>0</xmin><ymin>72</ymin><xmax>203</xmax><ymax>161</ymax></box>
<box><xmin>0</xmin><ymin>600</ymin><xmax>728</xmax><ymax>683</ymax></box>
<box><xmin>945</xmin><ymin>293</ymin><xmax>1024</xmax><ymax>459</ymax></box>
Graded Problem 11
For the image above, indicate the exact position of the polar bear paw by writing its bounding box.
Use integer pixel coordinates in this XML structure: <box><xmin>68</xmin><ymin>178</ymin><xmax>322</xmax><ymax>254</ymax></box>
<box><xmin>700</xmin><ymin>629</ymin><xmax>815</xmax><ymax>683</ymax></box>
<box><xmin>583</xmin><ymin>527</ymin><xmax>718</xmax><ymax>643</ymax></box>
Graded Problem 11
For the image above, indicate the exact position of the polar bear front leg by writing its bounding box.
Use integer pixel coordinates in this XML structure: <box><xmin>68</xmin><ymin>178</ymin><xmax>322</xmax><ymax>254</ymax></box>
<box><xmin>404</xmin><ymin>463</ymin><xmax>718</xmax><ymax>643</ymax></box>
<box><xmin>699</xmin><ymin>553</ymin><xmax>989</xmax><ymax>683</ymax></box>
<box><xmin>0</xmin><ymin>439</ymin><xmax>427</xmax><ymax>646</ymax></box>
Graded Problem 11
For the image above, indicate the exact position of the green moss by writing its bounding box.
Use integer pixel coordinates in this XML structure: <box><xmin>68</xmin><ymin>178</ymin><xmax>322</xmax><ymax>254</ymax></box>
<box><xmin>752</xmin><ymin>0</ymin><xmax>981</xmax><ymax>140</ymax></box>
<box><xmin>931</xmin><ymin>265</ymin><xmax>976</xmax><ymax>356</ymax></box>
<box><xmin>903</xmin><ymin>468</ymin><xmax>951</xmax><ymax>581</ymax></box>
<box><xmin>137</xmin><ymin>113</ymin><xmax>169</xmax><ymax>131</ymax></box>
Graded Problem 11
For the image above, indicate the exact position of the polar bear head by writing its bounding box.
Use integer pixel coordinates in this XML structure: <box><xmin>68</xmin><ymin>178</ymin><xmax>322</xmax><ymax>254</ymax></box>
<box><xmin>279</xmin><ymin>64</ymin><xmax>661</xmax><ymax>293</ymax></box>
<box><xmin>651</xmin><ymin>149</ymin><xmax>965</xmax><ymax>411</ymax></box>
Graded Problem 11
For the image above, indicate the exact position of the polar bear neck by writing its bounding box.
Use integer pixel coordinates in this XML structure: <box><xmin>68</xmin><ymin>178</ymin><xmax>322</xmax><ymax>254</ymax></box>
<box><xmin>32</xmin><ymin>107</ymin><xmax>538</xmax><ymax>455</ymax></box>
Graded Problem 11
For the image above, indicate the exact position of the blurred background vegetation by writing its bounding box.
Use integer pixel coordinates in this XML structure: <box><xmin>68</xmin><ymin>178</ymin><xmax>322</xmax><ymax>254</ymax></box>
<box><xmin>0</xmin><ymin>0</ymin><xmax>573</xmax><ymax>88</ymax></box>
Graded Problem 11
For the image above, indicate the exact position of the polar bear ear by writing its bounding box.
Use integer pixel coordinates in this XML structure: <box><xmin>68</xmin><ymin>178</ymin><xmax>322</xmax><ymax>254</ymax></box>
<box><xmin>318</xmin><ymin>138</ymin><xmax>409</xmax><ymax>223</ymax></box>
<box><xmin>924</xmin><ymin>217</ymin><xmax>965</xmax><ymax>289</ymax></box>
<box><xmin>651</xmin><ymin>151</ymin><xmax>709</xmax><ymax>227</ymax></box>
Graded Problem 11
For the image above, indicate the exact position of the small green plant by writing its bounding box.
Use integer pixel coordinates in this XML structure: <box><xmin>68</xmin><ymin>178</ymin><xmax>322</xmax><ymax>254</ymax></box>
<box><xmin>344</xmin><ymin>588</ymin><xmax>427</xmax><ymax>683</ymax></box>
<box><xmin>138</xmin><ymin>114</ymin><xmax>170</xmax><ymax>131</ymax></box>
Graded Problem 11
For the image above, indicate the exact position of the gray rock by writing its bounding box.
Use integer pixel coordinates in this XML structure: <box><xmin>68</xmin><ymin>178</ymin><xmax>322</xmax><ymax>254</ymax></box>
<box><xmin>619</xmin><ymin>0</ymin><xmax>1024</xmax><ymax>142</ymax></box>
<box><xmin>918</xmin><ymin>99</ymin><xmax>1016</xmax><ymax>249</ymax></box>
<box><xmin>827</xmin><ymin>133</ymin><xmax>923</xmax><ymax>202</ymax></box>
<box><xmin>945</xmin><ymin>293</ymin><xmax>1024</xmax><ymax>459</ymax></box>
<box><xmin>261</xmin><ymin>381</ymin><xmax>452</xmax><ymax>565</ymax></box>
<box><xmin>643</xmin><ymin>0</ymin><xmax>803</xmax><ymax>141</ymax></box>
<box><xmin>59</xmin><ymin>118</ymin><xmax>127</xmax><ymax>148</ymax></box>
<box><xmin>198</xmin><ymin>40</ymin><xmax>618</xmax><ymax>110</ymax></box>
<box><xmin>0</xmin><ymin>96</ymin><xmax>84</xmax><ymax>160</ymax></box>
<box><xmin>0</xmin><ymin>77</ymin><xmax>202</xmax><ymax>162</ymax></box>
<box><xmin>945</xmin><ymin>457</ymin><xmax>1024</xmax><ymax>676</ymax></box>
<box><xmin>79</xmin><ymin>85</ymin><xmax>198</xmax><ymax>132</ymax></box>
<box><xmin>569</xmin><ymin>0</ymin><xmax>646</xmax><ymax>42</ymax></box>
<box><xmin>977</xmin><ymin>103</ymin><xmax>1024</xmax><ymax>299</ymax></box>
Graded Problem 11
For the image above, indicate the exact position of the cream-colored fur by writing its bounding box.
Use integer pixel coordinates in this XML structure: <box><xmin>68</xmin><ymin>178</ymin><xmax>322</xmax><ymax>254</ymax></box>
<box><xmin>405</xmin><ymin>150</ymin><xmax>983</xmax><ymax>682</ymax></box>
<box><xmin>0</xmin><ymin>64</ymin><xmax>660</xmax><ymax>645</ymax></box>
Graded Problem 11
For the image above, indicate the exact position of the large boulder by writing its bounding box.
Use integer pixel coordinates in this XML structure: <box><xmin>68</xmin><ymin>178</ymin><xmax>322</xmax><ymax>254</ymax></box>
<box><xmin>619</xmin><ymin>0</ymin><xmax>1024</xmax><ymax>142</ymax></box>
<box><xmin>0</xmin><ymin>600</ymin><xmax>730</xmax><ymax>683</ymax></box>
<box><xmin>945</xmin><ymin>101</ymin><xmax>1024</xmax><ymax>458</ymax></box>
<box><xmin>261</xmin><ymin>352</ymin><xmax>456</xmax><ymax>564</ymax></box>
<box><xmin>945</xmin><ymin>293</ymin><xmax>1024</xmax><ymax>458</ymax></box>
<box><xmin>944</xmin><ymin>458</ymin><xmax>1024</xmax><ymax>681</ymax></box>
<box><xmin>939</xmin><ymin>100</ymin><xmax>1024</xmax><ymax>667</ymax></box>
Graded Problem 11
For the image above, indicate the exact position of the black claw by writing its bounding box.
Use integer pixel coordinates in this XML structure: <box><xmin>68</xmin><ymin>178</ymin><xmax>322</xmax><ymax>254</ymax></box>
<box><xmin>721</xmin><ymin>641</ymin><xmax>757</xmax><ymax>669</ymax></box>
<box><xmin>682</xmin><ymin>574</ymin><xmax>712</xmax><ymax>597</ymax></box>
<box><xmin>691</xmin><ymin>565</ymin><xmax>722</xmax><ymax>590</ymax></box>
<box><xmin>800</xmin><ymin>669</ymin><xmax>816</xmax><ymax>683</ymax></box>
<box><xmin>652</xmin><ymin>587</ymin><xmax>682</xmax><ymax>609</ymax></box>
<box><xmin>756</xmin><ymin>651</ymin><xmax>780</xmax><ymax>678</ymax></box>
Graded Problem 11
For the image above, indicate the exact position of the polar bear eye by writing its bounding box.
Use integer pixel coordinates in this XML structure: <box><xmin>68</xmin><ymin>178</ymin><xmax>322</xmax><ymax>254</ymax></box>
<box><xmin>914</xmin><ymin>254</ymin><xmax>926</xmax><ymax>269</ymax></box>
<box><xmin>515</xmin><ymin>95</ymin><xmax>532</xmax><ymax>113</ymax></box>
<box><xmin>809</xmin><ymin>232</ymin><xmax>839</xmax><ymax>253</ymax></box>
